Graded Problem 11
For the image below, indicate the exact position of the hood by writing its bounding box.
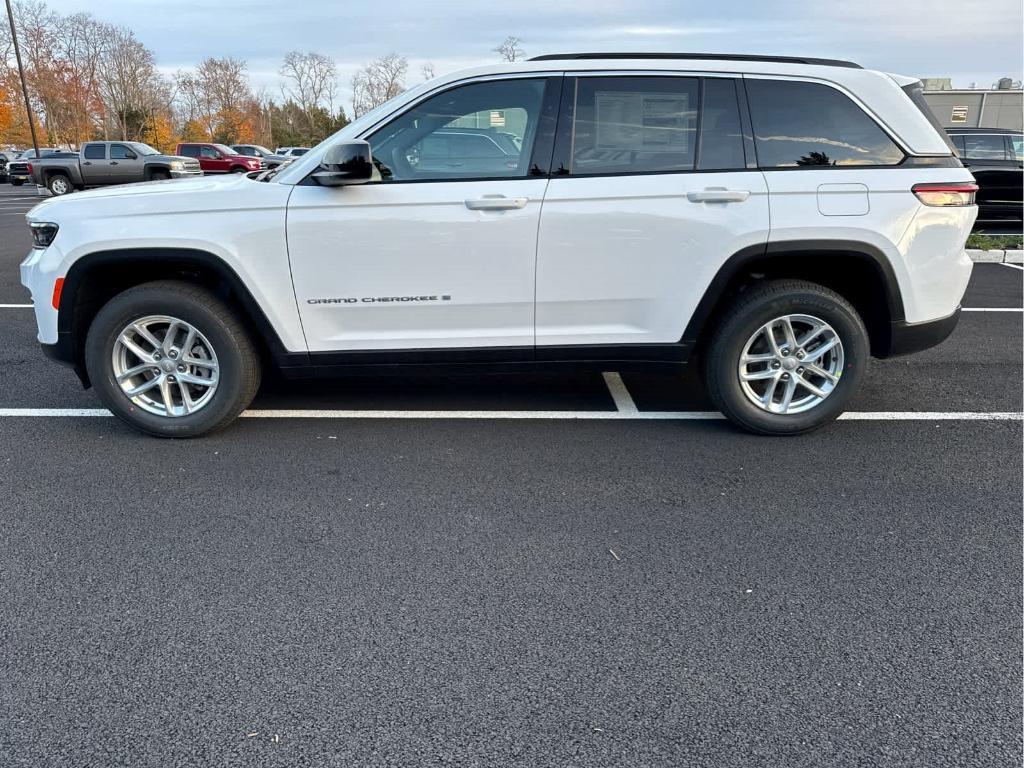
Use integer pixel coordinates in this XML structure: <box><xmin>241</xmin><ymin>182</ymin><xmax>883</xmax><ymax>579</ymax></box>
<box><xmin>153</xmin><ymin>153</ymin><xmax>196</xmax><ymax>163</ymax></box>
<box><xmin>27</xmin><ymin>173</ymin><xmax>254</xmax><ymax>220</ymax></box>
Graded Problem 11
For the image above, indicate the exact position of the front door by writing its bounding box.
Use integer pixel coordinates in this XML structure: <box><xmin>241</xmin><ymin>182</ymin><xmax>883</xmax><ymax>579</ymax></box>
<box><xmin>286</xmin><ymin>75</ymin><xmax>559</xmax><ymax>353</ymax></box>
<box><xmin>108</xmin><ymin>143</ymin><xmax>144</xmax><ymax>184</ymax></box>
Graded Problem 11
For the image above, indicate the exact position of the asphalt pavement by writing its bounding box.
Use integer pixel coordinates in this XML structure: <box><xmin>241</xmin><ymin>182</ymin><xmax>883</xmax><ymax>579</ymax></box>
<box><xmin>0</xmin><ymin>184</ymin><xmax>1020</xmax><ymax>768</ymax></box>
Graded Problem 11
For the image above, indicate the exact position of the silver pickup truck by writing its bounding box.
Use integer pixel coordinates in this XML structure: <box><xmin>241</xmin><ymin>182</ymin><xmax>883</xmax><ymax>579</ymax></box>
<box><xmin>31</xmin><ymin>141</ymin><xmax>202</xmax><ymax>195</ymax></box>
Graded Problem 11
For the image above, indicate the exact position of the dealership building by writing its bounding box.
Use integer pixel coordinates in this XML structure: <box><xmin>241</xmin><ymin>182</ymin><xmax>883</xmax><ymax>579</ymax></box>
<box><xmin>921</xmin><ymin>78</ymin><xmax>1022</xmax><ymax>130</ymax></box>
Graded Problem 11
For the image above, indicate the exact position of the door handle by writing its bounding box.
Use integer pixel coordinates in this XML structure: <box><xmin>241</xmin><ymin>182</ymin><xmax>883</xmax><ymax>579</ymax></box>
<box><xmin>83</xmin><ymin>161</ymin><xmax>91</xmax><ymax>165</ymax></box>
<box><xmin>465</xmin><ymin>196</ymin><xmax>528</xmax><ymax>211</ymax></box>
<box><xmin>109</xmin><ymin>161</ymin><xmax>119</xmax><ymax>165</ymax></box>
<box><xmin>687</xmin><ymin>188</ymin><xmax>750</xmax><ymax>203</ymax></box>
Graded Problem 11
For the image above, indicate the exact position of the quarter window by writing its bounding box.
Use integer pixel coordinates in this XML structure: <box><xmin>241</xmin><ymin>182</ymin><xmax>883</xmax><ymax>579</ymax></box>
<box><xmin>1010</xmin><ymin>135</ymin><xmax>1023</xmax><ymax>162</ymax></box>
<box><xmin>962</xmin><ymin>135</ymin><xmax>1008</xmax><ymax>161</ymax></box>
<box><xmin>570</xmin><ymin>76</ymin><xmax>699</xmax><ymax>174</ymax></box>
<box><xmin>83</xmin><ymin>144</ymin><xmax>105</xmax><ymax>160</ymax></box>
<box><xmin>369</xmin><ymin>78</ymin><xmax>548</xmax><ymax>182</ymax></box>
<box><xmin>746</xmin><ymin>79</ymin><xmax>904</xmax><ymax>167</ymax></box>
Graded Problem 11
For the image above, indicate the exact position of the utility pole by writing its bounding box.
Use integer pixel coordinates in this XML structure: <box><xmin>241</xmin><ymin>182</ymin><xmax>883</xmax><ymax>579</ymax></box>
<box><xmin>5</xmin><ymin>0</ymin><xmax>41</xmax><ymax>157</ymax></box>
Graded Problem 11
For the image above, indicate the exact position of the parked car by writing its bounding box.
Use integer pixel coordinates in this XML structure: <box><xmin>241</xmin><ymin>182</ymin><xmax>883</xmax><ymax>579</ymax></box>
<box><xmin>29</xmin><ymin>141</ymin><xmax>202</xmax><ymax>196</ymax></box>
<box><xmin>274</xmin><ymin>147</ymin><xmax>311</xmax><ymax>159</ymax></box>
<box><xmin>944</xmin><ymin>127</ymin><xmax>1023</xmax><ymax>228</ymax></box>
<box><xmin>7</xmin><ymin>148</ymin><xmax>66</xmax><ymax>185</ymax></box>
<box><xmin>230</xmin><ymin>144</ymin><xmax>289</xmax><ymax>169</ymax></box>
<box><xmin>0</xmin><ymin>151</ymin><xmax>11</xmax><ymax>182</ymax></box>
<box><xmin>22</xmin><ymin>52</ymin><xmax>977</xmax><ymax>437</ymax></box>
<box><xmin>175</xmin><ymin>143</ymin><xmax>263</xmax><ymax>174</ymax></box>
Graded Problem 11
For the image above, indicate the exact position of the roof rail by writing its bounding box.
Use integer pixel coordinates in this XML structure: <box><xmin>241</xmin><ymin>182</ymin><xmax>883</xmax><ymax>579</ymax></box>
<box><xmin>527</xmin><ymin>52</ymin><xmax>862</xmax><ymax>69</ymax></box>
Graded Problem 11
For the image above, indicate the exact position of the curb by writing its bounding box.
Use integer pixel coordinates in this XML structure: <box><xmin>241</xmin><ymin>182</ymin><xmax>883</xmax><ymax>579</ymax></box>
<box><xmin>968</xmin><ymin>249</ymin><xmax>1024</xmax><ymax>264</ymax></box>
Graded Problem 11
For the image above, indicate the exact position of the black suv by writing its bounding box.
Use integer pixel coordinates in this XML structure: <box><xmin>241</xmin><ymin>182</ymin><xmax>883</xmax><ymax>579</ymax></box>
<box><xmin>945</xmin><ymin>127</ymin><xmax>1023</xmax><ymax>228</ymax></box>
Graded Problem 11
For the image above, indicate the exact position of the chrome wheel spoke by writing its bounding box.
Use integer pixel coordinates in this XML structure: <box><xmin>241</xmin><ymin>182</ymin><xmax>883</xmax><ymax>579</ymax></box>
<box><xmin>805</xmin><ymin>336</ymin><xmax>839</xmax><ymax>361</ymax></box>
<box><xmin>162</xmin><ymin>321</ymin><xmax>180</xmax><ymax>354</ymax></box>
<box><xmin>116</xmin><ymin>363</ymin><xmax>151</xmax><ymax>383</ymax></box>
<box><xmin>795</xmin><ymin>374</ymin><xmax>828</xmax><ymax>399</ymax></box>
<box><xmin>183</xmin><ymin>356</ymin><xmax>217</xmax><ymax>371</ymax></box>
<box><xmin>125</xmin><ymin>376</ymin><xmax>161</xmax><ymax>397</ymax></box>
<box><xmin>118</xmin><ymin>333</ymin><xmax>154</xmax><ymax>363</ymax></box>
<box><xmin>777</xmin><ymin>376</ymin><xmax>798</xmax><ymax>412</ymax></box>
<box><xmin>760</xmin><ymin>374</ymin><xmax>781</xmax><ymax>408</ymax></box>
<box><xmin>781</xmin><ymin>317</ymin><xmax>798</xmax><ymax>351</ymax></box>
<box><xmin>741</xmin><ymin>368</ymin><xmax>777</xmax><ymax>381</ymax></box>
<box><xmin>177</xmin><ymin>372</ymin><xmax>215</xmax><ymax>388</ymax></box>
<box><xmin>804</xmin><ymin>363</ymin><xmax>839</xmax><ymax>384</ymax></box>
<box><xmin>132</xmin><ymin>323</ymin><xmax>163</xmax><ymax>352</ymax></box>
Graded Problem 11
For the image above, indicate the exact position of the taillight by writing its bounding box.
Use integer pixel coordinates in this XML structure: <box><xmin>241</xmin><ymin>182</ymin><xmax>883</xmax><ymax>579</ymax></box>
<box><xmin>912</xmin><ymin>182</ymin><xmax>978</xmax><ymax>207</ymax></box>
<box><xmin>26</xmin><ymin>162</ymin><xmax>32</xmax><ymax>173</ymax></box>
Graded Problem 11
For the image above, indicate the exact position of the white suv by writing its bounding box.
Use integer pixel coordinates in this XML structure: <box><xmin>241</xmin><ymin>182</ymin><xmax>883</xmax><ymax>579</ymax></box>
<box><xmin>20</xmin><ymin>53</ymin><xmax>977</xmax><ymax>437</ymax></box>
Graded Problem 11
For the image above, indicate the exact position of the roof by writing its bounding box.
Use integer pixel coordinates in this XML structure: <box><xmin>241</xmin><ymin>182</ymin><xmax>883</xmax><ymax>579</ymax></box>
<box><xmin>944</xmin><ymin>127</ymin><xmax>1021</xmax><ymax>134</ymax></box>
<box><xmin>529</xmin><ymin>52</ymin><xmax>861</xmax><ymax>69</ymax></box>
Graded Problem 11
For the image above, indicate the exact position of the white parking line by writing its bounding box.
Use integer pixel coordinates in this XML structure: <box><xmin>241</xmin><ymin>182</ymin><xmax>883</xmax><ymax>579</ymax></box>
<box><xmin>962</xmin><ymin>308</ymin><xmax>1023</xmax><ymax>312</ymax></box>
<box><xmin>0</xmin><ymin>408</ymin><xmax>1019</xmax><ymax>421</ymax></box>
<box><xmin>0</xmin><ymin>304</ymin><xmax>32</xmax><ymax>308</ymax></box>
<box><xmin>1000</xmin><ymin>262</ymin><xmax>1024</xmax><ymax>272</ymax></box>
<box><xmin>602</xmin><ymin>371</ymin><xmax>638</xmax><ymax>413</ymax></box>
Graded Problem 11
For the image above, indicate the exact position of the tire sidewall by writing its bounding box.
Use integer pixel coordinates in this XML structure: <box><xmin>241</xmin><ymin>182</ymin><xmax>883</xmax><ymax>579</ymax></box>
<box><xmin>85</xmin><ymin>288</ymin><xmax>251</xmax><ymax>437</ymax></box>
<box><xmin>710</xmin><ymin>288</ymin><xmax>869</xmax><ymax>434</ymax></box>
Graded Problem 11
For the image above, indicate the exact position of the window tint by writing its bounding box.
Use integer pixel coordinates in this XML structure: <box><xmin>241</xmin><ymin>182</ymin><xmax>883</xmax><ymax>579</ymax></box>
<box><xmin>83</xmin><ymin>144</ymin><xmax>105</xmax><ymax>160</ymax></box>
<box><xmin>369</xmin><ymin>78</ymin><xmax>547</xmax><ymax>181</ymax></box>
<box><xmin>746</xmin><ymin>79</ymin><xmax>904</xmax><ymax>167</ymax></box>
<box><xmin>571</xmin><ymin>76</ymin><xmax>698</xmax><ymax>174</ymax></box>
<box><xmin>963</xmin><ymin>135</ymin><xmax>1008</xmax><ymax>161</ymax></box>
<box><xmin>292</xmin><ymin>149</ymin><xmax>308</xmax><ymax>156</ymax></box>
<box><xmin>950</xmin><ymin>134</ymin><xmax>966</xmax><ymax>156</ymax></box>
<box><xmin>1010</xmin><ymin>135</ymin><xmax>1023</xmax><ymax>162</ymax></box>
<box><xmin>110</xmin><ymin>144</ymin><xmax>135</xmax><ymax>160</ymax></box>
<box><xmin>179</xmin><ymin>145</ymin><xmax>199</xmax><ymax>158</ymax></box>
<box><xmin>698</xmin><ymin>78</ymin><xmax>745</xmax><ymax>170</ymax></box>
<box><xmin>200</xmin><ymin>146</ymin><xmax>221</xmax><ymax>158</ymax></box>
<box><xmin>234</xmin><ymin>146</ymin><xmax>255</xmax><ymax>156</ymax></box>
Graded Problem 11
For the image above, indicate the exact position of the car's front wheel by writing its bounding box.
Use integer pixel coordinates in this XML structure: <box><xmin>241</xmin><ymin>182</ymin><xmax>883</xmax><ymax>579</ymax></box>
<box><xmin>705</xmin><ymin>280</ymin><xmax>870</xmax><ymax>435</ymax></box>
<box><xmin>85</xmin><ymin>281</ymin><xmax>261</xmax><ymax>437</ymax></box>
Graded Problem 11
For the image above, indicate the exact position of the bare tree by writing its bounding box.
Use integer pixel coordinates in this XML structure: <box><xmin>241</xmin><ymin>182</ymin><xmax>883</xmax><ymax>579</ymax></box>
<box><xmin>420</xmin><ymin>61</ymin><xmax>435</xmax><ymax>81</ymax></box>
<box><xmin>279</xmin><ymin>50</ymin><xmax>337</xmax><ymax>120</ymax></box>
<box><xmin>494</xmin><ymin>36</ymin><xmax>525</xmax><ymax>62</ymax></box>
<box><xmin>98</xmin><ymin>25</ymin><xmax>163</xmax><ymax>140</ymax></box>
<box><xmin>350</xmin><ymin>53</ymin><xmax>407</xmax><ymax>118</ymax></box>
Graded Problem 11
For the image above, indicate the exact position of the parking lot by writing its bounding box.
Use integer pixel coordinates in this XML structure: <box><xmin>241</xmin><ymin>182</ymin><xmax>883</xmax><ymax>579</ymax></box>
<box><xmin>0</xmin><ymin>183</ymin><xmax>1020</xmax><ymax>766</ymax></box>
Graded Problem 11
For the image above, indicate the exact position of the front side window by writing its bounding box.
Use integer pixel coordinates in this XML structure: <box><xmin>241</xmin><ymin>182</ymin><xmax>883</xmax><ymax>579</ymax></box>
<box><xmin>200</xmin><ymin>146</ymin><xmax>221</xmax><ymax>159</ymax></box>
<box><xmin>83</xmin><ymin>144</ymin><xmax>105</xmax><ymax>160</ymax></box>
<box><xmin>234</xmin><ymin>146</ymin><xmax>255</xmax><ymax>156</ymax></box>
<box><xmin>368</xmin><ymin>77</ymin><xmax>548</xmax><ymax>182</ymax></box>
<box><xmin>963</xmin><ymin>135</ymin><xmax>1008</xmax><ymax>161</ymax></box>
<box><xmin>570</xmin><ymin>76</ymin><xmax>699</xmax><ymax>175</ymax></box>
<box><xmin>746</xmin><ymin>79</ymin><xmax>904</xmax><ymax>167</ymax></box>
<box><xmin>110</xmin><ymin>144</ymin><xmax>136</xmax><ymax>160</ymax></box>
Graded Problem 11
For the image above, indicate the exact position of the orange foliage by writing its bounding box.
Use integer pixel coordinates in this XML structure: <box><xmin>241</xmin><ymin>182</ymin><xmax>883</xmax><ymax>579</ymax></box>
<box><xmin>141</xmin><ymin>114</ymin><xmax>178</xmax><ymax>153</ymax></box>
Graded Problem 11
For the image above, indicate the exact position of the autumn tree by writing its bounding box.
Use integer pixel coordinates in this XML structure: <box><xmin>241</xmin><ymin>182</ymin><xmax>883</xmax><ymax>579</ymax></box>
<box><xmin>350</xmin><ymin>54</ymin><xmax>407</xmax><ymax>118</ymax></box>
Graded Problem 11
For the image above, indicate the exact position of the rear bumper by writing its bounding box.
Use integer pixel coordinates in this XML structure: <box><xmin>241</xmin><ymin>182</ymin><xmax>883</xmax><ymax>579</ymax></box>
<box><xmin>880</xmin><ymin>307</ymin><xmax>960</xmax><ymax>358</ymax></box>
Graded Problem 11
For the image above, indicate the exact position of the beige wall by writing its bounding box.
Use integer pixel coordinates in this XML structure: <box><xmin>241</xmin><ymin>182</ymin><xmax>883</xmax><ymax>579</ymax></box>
<box><xmin>923</xmin><ymin>90</ymin><xmax>1023</xmax><ymax>130</ymax></box>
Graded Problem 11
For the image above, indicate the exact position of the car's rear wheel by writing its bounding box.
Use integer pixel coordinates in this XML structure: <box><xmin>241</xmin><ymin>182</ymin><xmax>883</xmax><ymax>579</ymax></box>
<box><xmin>85</xmin><ymin>281</ymin><xmax>261</xmax><ymax>437</ymax></box>
<box><xmin>705</xmin><ymin>280</ymin><xmax>869</xmax><ymax>435</ymax></box>
<box><xmin>47</xmin><ymin>173</ymin><xmax>71</xmax><ymax>196</ymax></box>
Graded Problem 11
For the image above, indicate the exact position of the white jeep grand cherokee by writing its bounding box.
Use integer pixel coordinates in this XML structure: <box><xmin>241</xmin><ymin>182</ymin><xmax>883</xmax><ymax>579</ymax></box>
<box><xmin>20</xmin><ymin>53</ymin><xmax>977</xmax><ymax>437</ymax></box>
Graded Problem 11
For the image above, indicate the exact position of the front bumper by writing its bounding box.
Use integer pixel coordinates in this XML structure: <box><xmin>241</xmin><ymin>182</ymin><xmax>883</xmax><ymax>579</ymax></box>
<box><xmin>9</xmin><ymin>173</ymin><xmax>30</xmax><ymax>183</ymax></box>
<box><xmin>170</xmin><ymin>169</ymin><xmax>204</xmax><ymax>178</ymax></box>
<box><xmin>881</xmin><ymin>307</ymin><xmax>961</xmax><ymax>358</ymax></box>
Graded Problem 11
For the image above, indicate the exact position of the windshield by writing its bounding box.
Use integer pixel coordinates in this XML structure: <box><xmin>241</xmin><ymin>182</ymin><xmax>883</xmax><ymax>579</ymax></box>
<box><xmin>213</xmin><ymin>144</ymin><xmax>237</xmax><ymax>156</ymax></box>
<box><xmin>251</xmin><ymin>145</ymin><xmax>273</xmax><ymax>155</ymax></box>
<box><xmin>129</xmin><ymin>142</ymin><xmax>160</xmax><ymax>156</ymax></box>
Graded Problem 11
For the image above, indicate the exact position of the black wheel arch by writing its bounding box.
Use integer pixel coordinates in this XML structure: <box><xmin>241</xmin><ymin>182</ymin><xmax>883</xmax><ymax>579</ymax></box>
<box><xmin>682</xmin><ymin>240</ymin><xmax>907</xmax><ymax>359</ymax></box>
<box><xmin>54</xmin><ymin>247</ymin><xmax>302</xmax><ymax>386</ymax></box>
<box><xmin>144</xmin><ymin>164</ymin><xmax>172</xmax><ymax>179</ymax></box>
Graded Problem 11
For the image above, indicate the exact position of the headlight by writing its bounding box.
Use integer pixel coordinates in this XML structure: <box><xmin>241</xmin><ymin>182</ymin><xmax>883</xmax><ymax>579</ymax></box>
<box><xmin>169</xmin><ymin>161</ymin><xmax>184</xmax><ymax>171</ymax></box>
<box><xmin>30</xmin><ymin>222</ymin><xmax>59</xmax><ymax>249</ymax></box>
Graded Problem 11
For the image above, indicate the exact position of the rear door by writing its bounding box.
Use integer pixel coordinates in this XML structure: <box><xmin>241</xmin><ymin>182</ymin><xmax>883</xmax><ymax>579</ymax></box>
<box><xmin>535</xmin><ymin>74</ymin><xmax>769</xmax><ymax>351</ymax></box>
<box><xmin>80</xmin><ymin>143</ymin><xmax>108</xmax><ymax>183</ymax></box>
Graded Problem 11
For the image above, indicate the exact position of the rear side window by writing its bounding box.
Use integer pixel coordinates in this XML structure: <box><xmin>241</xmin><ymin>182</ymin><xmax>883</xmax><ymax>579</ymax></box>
<box><xmin>1010</xmin><ymin>136</ymin><xmax>1023</xmax><ymax>162</ymax></box>
<box><xmin>571</xmin><ymin>76</ymin><xmax>699</xmax><ymax>174</ymax></box>
<box><xmin>83</xmin><ymin>144</ymin><xmax>105</xmax><ymax>160</ymax></box>
<box><xmin>746</xmin><ymin>79</ymin><xmax>904</xmax><ymax>167</ymax></box>
<box><xmin>179</xmin><ymin>145</ymin><xmax>199</xmax><ymax>158</ymax></box>
<box><xmin>698</xmin><ymin>79</ymin><xmax>745</xmax><ymax>170</ymax></box>
<box><xmin>962</xmin><ymin>135</ymin><xmax>1008</xmax><ymax>160</ymax></box>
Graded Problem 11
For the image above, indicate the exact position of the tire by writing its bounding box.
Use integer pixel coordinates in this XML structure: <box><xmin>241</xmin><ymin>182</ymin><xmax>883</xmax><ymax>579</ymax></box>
<box><xmin>11</xmin><ymin>179</ymin><xmax>23</xmax><ymax>186</ymax></box>
<box><xmin>84</xmin><ymin>281</ymin><xmax>261</xmax><ymax>438</ymax></box>
<box><xmin>47</xmin><ymin>173</ymin><xmax>71</xmax><ymax>196</ymax></box>
<box><xmin>229</xmin><ymin>166</ymin><xmax>247</xmax><ymax>173</ymax></box>
<box><xmin>704</xmin><ymin>279</ymin><xmax>869</xmax><ymax>435</ymax></box>
<box><xmin>150</xmin><ymin>170</ymin><xmax>170</xmax><ymax>181</ymax></box>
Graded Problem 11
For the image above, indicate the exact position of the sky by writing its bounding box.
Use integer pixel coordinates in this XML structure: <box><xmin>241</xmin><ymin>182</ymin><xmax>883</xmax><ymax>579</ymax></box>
<box><xmin>41</xmin><ymin>0</ymin><xmax>1024</xmax><ymax>111</ymax></box>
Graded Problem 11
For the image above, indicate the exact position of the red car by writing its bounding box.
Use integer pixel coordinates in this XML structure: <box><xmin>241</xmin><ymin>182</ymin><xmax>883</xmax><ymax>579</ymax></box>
<box><xmin>175</xmin><ymin>143</ymin><xmax>262</xmax><ymax>174</ymax></box>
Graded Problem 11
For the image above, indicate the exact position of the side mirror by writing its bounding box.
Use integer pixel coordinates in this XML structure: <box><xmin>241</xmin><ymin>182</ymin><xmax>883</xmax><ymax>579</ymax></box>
<box><xmin>313</xmin><ymin>141</ymin><xmax>373</xmax><ymax>187</ymax></box>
